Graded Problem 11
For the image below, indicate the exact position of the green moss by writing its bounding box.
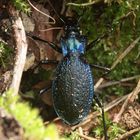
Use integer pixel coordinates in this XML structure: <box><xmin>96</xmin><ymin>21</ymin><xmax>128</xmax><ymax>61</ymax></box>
<box><xmin>133</xmin><ymin>132</ymin><xmax>140</xmax><ymax>140</ymax></box>
<box><xmin>0</xmin><ymin>90</ymin><xmax>62</xmax><ymax>140</ymax></box>
<box><xmin>12</xmin><ymin>0</ymin><xmax>30</xmax><ymax>13</ymax></box>
<box><xmin>0</xmin><ymin>42</ymin><xmax>13</xmax><ymax>68</ymax></box>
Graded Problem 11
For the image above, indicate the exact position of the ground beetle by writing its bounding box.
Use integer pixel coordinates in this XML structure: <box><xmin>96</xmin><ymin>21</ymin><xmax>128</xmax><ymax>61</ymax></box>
<box><xmin>27</xmin><ymin>16</ymin><xmax>109</xmax><ymax>140</ymax></box>
<box><xmin>52</xmin><ymin>17</ymin><xmax>94</xmax><ymax>125</ymax></box>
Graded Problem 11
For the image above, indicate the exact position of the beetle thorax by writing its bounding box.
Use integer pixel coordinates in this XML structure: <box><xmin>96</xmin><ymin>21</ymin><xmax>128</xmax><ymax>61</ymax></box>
<box><xmin>61</xmin><ymin>35</ymin><xmax>85</xmax><ymax>57</ymax></box>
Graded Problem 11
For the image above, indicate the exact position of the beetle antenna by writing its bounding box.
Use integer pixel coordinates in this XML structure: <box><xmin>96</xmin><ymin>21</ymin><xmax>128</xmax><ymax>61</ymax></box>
<box><xmin>77</xmin><ymin>16</ymin><xmax>82</xmax><ymax>25</ymax></box>
<box><xmin>47</xmin><ymin>0</ymin><xmax>65</xmax><ymax>24</ymax></box>
<box><xmin>77</xmin><ymin>10</ymin><xmax>84</xmax><ymax>25</ymax></box>
<box><xmin>27</xmin><ymin>0</ymin><xmax>56</xmax><ymax>24</ymax></box>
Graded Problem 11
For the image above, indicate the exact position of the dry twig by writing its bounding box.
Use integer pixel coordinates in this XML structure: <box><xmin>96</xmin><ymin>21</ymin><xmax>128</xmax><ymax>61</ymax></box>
<box><xmin>99</xmin><ymin>75</ymin><xmax>140</xmax><ymax>89</ymax></box>
<box><xmin>111</xmin><ymin>37</ymin><xmax>140</xmax><ymax>70</ymax></box>
<box><xmin>113</xmin><ymin>79</ymin><xmax>140</xmax><ymax>123</ymax></box>
<box><xmin>94</xmin><ymin>78</ymin><xmax>104</xmax><ymax>91</ymax></box>
<box><xmin>129</xmin><ymin>79</ymin><xmax>140</xmax><ymax>102</ymax></box>
<box><xmin>8</xmin><ymin>6</ymin><xmax>28</xmax><ymax>96</ymax></box>
<box><xmin>116</xmin><ymin>126</ymin><xmax>140</xmax><ymax>140</ymax></box>
<box><xmin>77</xmin><ymin>132</ymin><xmax>98</xmax><ymax>140</ymax></box>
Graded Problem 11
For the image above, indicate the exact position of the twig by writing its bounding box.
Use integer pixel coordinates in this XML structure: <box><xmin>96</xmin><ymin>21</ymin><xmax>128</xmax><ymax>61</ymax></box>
<box><xmin>116</xmin><ymin>126</ymin><xmax>140</xmax><ymax>140</ymax></box>
<box><xmin>99</xmin><ymin>75</ymin><xmax>140</xmax><ymax>89</ymax></box>
<box><xmin>129</xmin><ymin>79</ymin><xmax>140</xmax><ymax>102</ymax></box>
<box><xmin>94</xmin><ymin>78</ymin><xmax>104</xmax><ymax>91</ymax></box>
<box><xmin>8</xmin><ymin>6</ymin><xmax>28</xmax><ymax>96</ymax></box>
<box><xmin>77</xmin><ymin>132</ymin><xmax>98</xmax><ymax>140</ymax></box>
<box><xmin>113</xmin><ymin>79</ymin><xmax>140</xmax><ymax>123</ymax></box>
<box><xmin>67</xmin><ymin>0</ymin><xmax>101</xmax><ymax>7</ymax></box>
<box><xmin>111</xmin><ymin>37</ymin><xmax>140</xmax><ymax>70</ymax></box>
<box><xmin>104</xmin><ymin>94</ymin><xmax>128</xmax><ymax>112</ymax></box>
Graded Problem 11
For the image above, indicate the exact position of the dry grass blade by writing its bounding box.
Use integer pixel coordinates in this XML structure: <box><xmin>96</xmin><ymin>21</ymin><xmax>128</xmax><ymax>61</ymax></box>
<box><xmin>99</xmin><ymin>75</ymin><xmax>140</xmax><ymax>89</ymax></box>
<box><xmin>111</xmin><ymin>37</ymin><xmax>140</xmax><ymax>70</ymax></box>
<box><xmin>67</xmin><ymin>0</ymin><xmax>101</xmax><ymax>6</ymax></box>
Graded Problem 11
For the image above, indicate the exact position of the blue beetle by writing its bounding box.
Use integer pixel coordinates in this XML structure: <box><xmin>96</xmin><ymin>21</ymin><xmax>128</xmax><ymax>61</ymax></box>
<box><xmin>27</xmin><ymin>17</ymin><xmax>109</xmax><ymax>124</ymax></box>
<box><xmin>52</xmin><ymin>17</ymin><xmax>94</xmax><ymax>125</ymax></box>
<box><xmin>27</xmin><ymin>16</ymin><xmax>109</xmax><ymax>140</ymax></box>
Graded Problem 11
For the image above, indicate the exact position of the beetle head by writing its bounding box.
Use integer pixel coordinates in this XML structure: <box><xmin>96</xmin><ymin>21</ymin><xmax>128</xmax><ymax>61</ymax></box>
<box><xmin>63</xmin><ymin>17</ymin><xmax>80</xmax><ymax>37</ymax></box>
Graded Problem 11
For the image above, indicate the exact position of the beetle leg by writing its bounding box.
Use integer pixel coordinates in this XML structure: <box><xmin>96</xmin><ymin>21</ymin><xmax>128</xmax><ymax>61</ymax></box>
<box><xmin>33</xmin><ymin>60</ymin><xmax>59</xmax><ymax>70</ymax></box>
<box><xmin>90</xmin><ymin>64</ymin><xmax>110</xmax><ymax>72</ymax></box>
<box><xmin>39</xmin><ymin>86</ymin><xmax>52</xmax><ymax>95</ymax></box>
<box><xmin>94</xmin><ymin>94</ymin><xmax>108</xmax><ymax>140</ymax></box>
<box><xmin>86</xmin><ymin>33</ymin><xmax>107</xmax><ymax>51</ymax></box>
<box><xmin>80</xmin><ymin>54</ymin><xmax>110</xmax><ymax>73</ymax></box>
<box><xmin>26</xmin><ymin>32</ymin><xmax>62</xmax><ymax>53</ymax></box>
<box><xmin>40</xmin><ymin>60</ymin><xmax>59</xmax><ymax>65</ymax></box>
<box><xmin>90</xmin><ymin>64</ymin><xmax>111</xmax><ymax>77</ymax></box>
